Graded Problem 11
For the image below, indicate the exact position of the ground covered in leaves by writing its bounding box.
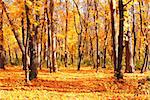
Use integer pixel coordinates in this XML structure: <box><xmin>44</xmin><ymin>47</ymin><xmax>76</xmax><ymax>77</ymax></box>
<box><xmin>0</xmin><ymin>66</ymin><xmax>150</xmax><ymax>100</ymax></box>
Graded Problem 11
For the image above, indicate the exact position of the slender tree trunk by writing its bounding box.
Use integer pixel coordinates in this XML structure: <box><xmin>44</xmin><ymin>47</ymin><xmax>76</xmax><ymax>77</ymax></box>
<box><xmin>110</xmin><ymin>0</ymin><xmax>118</xmax><ymax>72</ymax></box>
<box><xmin>77</xmin><ymin>33</ymin><xmax>82</xmax><ymax>71</ymax></box>
<box><xmin>23</xmin><ymin>0</ymin><xmax>30</xmax><ymax>82</ymax></box>
<box><xmin>64</xmin><ymin>0</ymin><xmax>68</xmax><ymax>67</ymax></box>
<box><xmin>141</xmin><ymin>43</ymin><xmax>148</xmax><ymax>73</ymax></box>
<box><xmin>50</xmin><ymin>0</ymin><xmax>56</xmax><ymax>72</ymax></box>
<box><xmin>89</xmin><ymin>36</ymin><xmax>95</xmax><ymax>69</ymax></box>
<box><xmin>45</xmin><ymin>0</ymin><xmax>51</xmax><ymax>72</ymax></box>
<box><xmin>103</xmin><ymin>3</ymin><xmax>109</xmax><ymax>68</ymax></box>
<box><xmin>22</xmin><ymin>13</ymin><xmax>25</xmax><ymax>46</ymax></box>
<box><xmin>21</xmin><ymin>12</ymin><xmax>26</xmax><ymax>70</ymax></box>
<box><xmin>138</xmin><ymin>1</ymin><xmax>143</xmax><ymax>62</ymax></box>
<box><xmin>141</xmin><ymin>4</ymin><xmax>149</xmax><ymax>73</ymax></box>
<box><xmin>84</xmin><ymin>0</ymin><xmax>90</xmax><ymax>58</ymax></box>
<box><xmin>15</xmin><ymin>49</ymin><xmax>19</xmax><ymax>64</ymax></box>
<box><xmin>103</xmin><ymin>19</ymin><xmax>108</xmax><ymax>68</ymax></box>
<box><xmin>73</xmin><ymin>0</ymin><xmax>83</xmax><ymax>71</ymax></box>
<box><xmin>39</xmin><ymin>10</ymin><xmax>45</xmax><ymax>70</ymax></box>
<box><xmin>132</xmin><ymin>0</ymin><xmax>136</xmax><ymax>64</ymax></box>
<box><xmin>94</xmin><ymin>0</ymin><xmax>99</xmax><ymax>71</ymax></box>
<box><xmin>0</xmin><ymin>2</ymin><xmax>5</xmax><ymax>69</ymax></box>
<box><xmin>2</xmin><ymin>1</ymin><xmax>25</xmax><ymax>53</ymax></box>
<box><xmin>8</xmin><ymin>44</ymin><xmax>12</xmax><ymax>64</ymax></box>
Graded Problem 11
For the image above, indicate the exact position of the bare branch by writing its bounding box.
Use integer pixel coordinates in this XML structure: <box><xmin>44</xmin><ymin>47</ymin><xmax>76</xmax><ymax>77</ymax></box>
<box><xmin>124</xmin><ymin>0</ymin><xmax>132</xmax><ymax>7</ymax></box>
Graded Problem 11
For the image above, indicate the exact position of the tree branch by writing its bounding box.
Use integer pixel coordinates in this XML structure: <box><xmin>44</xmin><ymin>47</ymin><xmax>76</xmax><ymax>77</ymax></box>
<box><xmin>1</xmin><ymin>1</ymin><xmax>25</xmax><ymax>53</ymax></box>
<box><xmin>124</xmin><ymin>0</ymin><xmax>132</xmax><ymax>7</ymax></box>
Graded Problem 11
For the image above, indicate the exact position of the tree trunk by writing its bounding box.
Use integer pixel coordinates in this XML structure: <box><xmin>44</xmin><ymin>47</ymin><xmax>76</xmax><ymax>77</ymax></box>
<box><xmin>26</xmin><ymin>1</ymin><xmax>38</xmax><ymax>81</ymax></box>
<box><xmin>138</xmin><ymin>1</ymin><xmax>143</xmax><ymax>62</ymax></box>
<box><xmin>141</xmin><ymin>44</ymin><xmax>148</xmax><ymax>73</ymax></box>
<box><xmin>132</xmin><ymin>0</ymin><xmax>136</xmax><ymax>64</ymax></box>
<box><xmin>15</xmin><ymin>49</ymin><xmax>19</xmax><ymax>64</ymax></box>
<box><xmin>64</xmin><ymin>0</ymin><xmax>68</xmax><ymax>68</ymax></box>
<box><xmin>89</xmin><ymin>36</ymin><xmax>95</xmax><ymax>69</ymax></box>
<box><xmin>21</xmin><ymin>12</ymin><xmax>26</xmax><ymax>70</ymax></box>
<box><xmin>116</xmin><ymin>0</ymin><xmax>124</xmax><ymax>79</ymax></box>
<box><xmin>125</xmin><ymin>31</ymin><xmax>135</xmax><ymax>73</ymax></box>
<box><xmin>77</xmin><ymin>33</ymin><xmax>82</xmax><ymax>71</ymax></box>
<box><xmin>103</xmin><ymin>27</ymin><xmax>108</xmax><ymax>69</ymax></box>
<box><xmin>50</xmin><ymin>0</ymin><xmax>56</xmax><ymax>72</ymax></box>
<box><xmin>2</xmin><ymin>1</ymin><xmax>25</xmax><ymax>53</ymax></box>
<box><xmin>141</xmin><ymin>4</ymin><xmax>149</xmax><ymax>73</ymax></box>
<box><xmin>45</xmin><ymin>0</ymin><xmax>51</xmax><ymax>72</ymax></box>
<box><xmin>102</xmin><ymin>4</ymin><xmax>109</xmax><ymax>68</ymax></box>
<box><xmin>39</xmin><ymin>10</ymin><xmax>45</xmax><ymax>70</ymax></box>
<box><xmin>2</xmin><ymin>1</ymin><xmax>31</xmax><ymax>82</ymax></box>
<box><xmin>94</xmin><ymin>0</ymin><xmax>99</xmax><ymax>72</ymax></box>
<box><xmin>73</xmin><ymin>0</ymin><xmax>83</xmax><ymax>71</ymax></box>
<box><xmin>110</xmin><ymin>0</ymin><xmax>118</xmax><ymax>73</ymax></box>
<box><xmin>8</xmin><ymin>44</ymin><xmax>12</xmax><ymax>64</ymax></box>
<box><xmin>0</xmin><ymin>2</ymin><xmax>5</xmax><ymax>69</ymax></box>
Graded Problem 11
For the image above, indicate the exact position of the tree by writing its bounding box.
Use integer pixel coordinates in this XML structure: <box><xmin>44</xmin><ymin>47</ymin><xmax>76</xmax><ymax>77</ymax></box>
<box><xmin>50</xmin><ymin>0</ymin><xmax>56</xmax><ymax>72</ymax></box>
<box><xmin>141</xmin><ymin>1</ymin><xmax>149</xmax><ymax>73</ymax></box>
<box><xmin>94</xmin><ymin>0</ymin><xmax>99</xmax><ymax>71</ymax></box>
<box><xmin>102</xmin><ymin>0</ymin><xmax>109</xmax><ymax>69</ymax></box>
<box><xmin>125</xmin><ymin>30</ymin><xmax>135</xmax><ymax>73</ymax></box>
<box><xmin>73</xmin><ymin>0</ymin><xmax>83</xmax><ymax>71</ymax></box>
<box><xmin>45</xmin><ymin>0</ymin><xmax>51</xmax><ymax>72</ymax></box>
<box><xmin>28</xmin><ymin>0</ymin><xmax>38</xmax><ymax>81</ymax></box>
<box><xmin>116</xmin><ymin>0</ymin><xmax>124</xmax><ymax>79</ymax></box>
<box><xmin>124</xmin><ymin>2</ymin><xmax>135</xmax><ymax>73</ymax></box>
<box><xmin>132</xmin><ymin>0</ymin><xmax>136</xmax><ymax>64</ymax></box>
<box><xmin>2</xmin><ymin>0</ymin><xmax>37</xmax><ymax>81</ymax></box>
<box><xmin>0</xmin><ymin>0</ymin><xmax>5</xmax><ymax>69</ymax></box>
<box><xmin>64</xmin><ymin>0</ymin><xmax>68</xmax><ymax>68</ymax></box>
<box><xmin>109</xmin><ymin>0</ymin><xmax>118</xmax><ymax>72</ymax></box>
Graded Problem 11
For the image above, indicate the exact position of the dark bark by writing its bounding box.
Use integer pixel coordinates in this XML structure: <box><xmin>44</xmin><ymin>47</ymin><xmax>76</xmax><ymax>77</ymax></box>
<box><xmin>22</xmin><ymin>13</ymin><xmax>25</xmax><ymax>46</ymax></box>
<box><xmin>141</xmin><ymin>44</ymin><xmax>148</xmax><ymax>73</ymax></box>
<box><xmin>73</xmin><ymin>0</ymin><xmax>83</xmax><ymax>71</ymax></box>
<box><xmin>26</xmin><ymin>1</ymin><xmax>38</xmax><ymax>81</ymax></box>
<box><xmin>50</xmin><ymin>0</ymin><xmax>56</xmax><ymax>72</ymax></box>
<box><xmin>83</xmin><ymin>0</ymin><xmax>90</xmax><ymax>62</ymax></box>
<box><xmin>8</xmin><ymin>44</ymin><xmax>12</xmax><ymax>64</ymax></box>
<box><xmin>45</xmin><ymin>0</ymin><xmax>51</xmax><ymax>72</ymax></box>
<box><xmin>0</xmin><ymin>3</ymin><xmax>5</xmax><ymax>69</ymax></box>
<box><xmin>132</xmin><ymin>0</ymin><xmax>136</xmax><ymax>64</ymax></box>
<box><xmin>94</xmin><ymin>0</ymin><xmax>99</xmax><ymax>72</ymax></box>
<box><xmin>21</xmin><ymin>12</ymin><xmax>26</xmax><ymax>70</ymax></box>
<box><xmin>102</xmin><ymin>19</ymin><xmax>108</xmax><ymax>68</ymax></box>
<box><xmin>89</xmin><ymin>36</ymin><xmax>95</xmax><ymax>69</ymax></box>
<box><xmin>141</xmin><ymin>4</ymin><xmax>149</xmax><ymax>73</ymax></box>
<box><xmin>116</xmin><ymin>0</ymin><xmax>124</xmax><ymax>79</ymax></box>
<box><xmin>15</xmin><ymin>49</ymin><xmax>19</xmax><ymax>64</ymax></box>
<box><xmin>138</xmin><ymin>1</ymin><xmax>143</xmax><ymax>62</ymax></box>
<box><xmin>64</xmin><ymin>0</ymin><xmax>68</xmax><ymax>67</ymax></box>
<box><xmin>110</xmin><ymin>0</ymin><xmax>117</xmax><ymax>72</ymax></box>
<box><xmin>39</xmin><ymin>10</ymin><xmax>45</xmax><ymax>70</ymax></box>
<box><xmin>2</xmin><ymin>1</ymin><xmax>25</xmax><ymax>53</ymax></box>
<box><xmin>77</xmin><ymin>33</ymin><xmax>82</xmax><ymax>71</ymax></box>
<box><xmin>24</xmin><ymin>1</ymin><xmax>31</xmax><ymax>82</ymax></box>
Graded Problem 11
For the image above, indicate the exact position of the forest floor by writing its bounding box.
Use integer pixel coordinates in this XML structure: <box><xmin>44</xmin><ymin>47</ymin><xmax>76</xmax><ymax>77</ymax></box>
<box><xmin>0</xmin><ymin>65</ymin><xmax>150</xmax><ymax>100</ymax></box>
